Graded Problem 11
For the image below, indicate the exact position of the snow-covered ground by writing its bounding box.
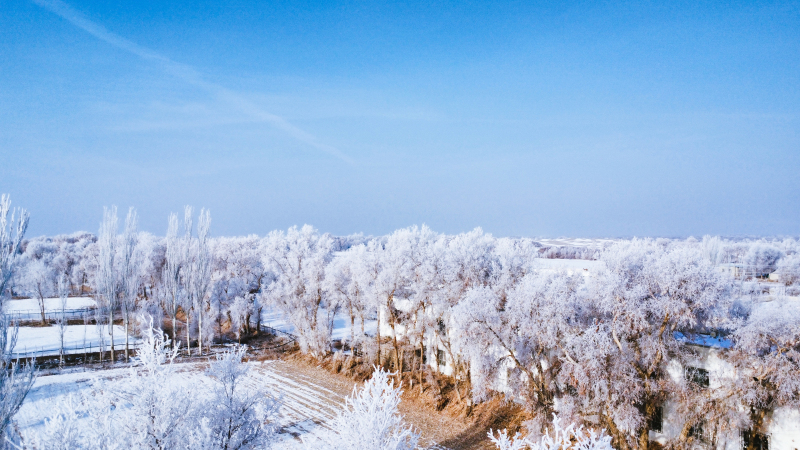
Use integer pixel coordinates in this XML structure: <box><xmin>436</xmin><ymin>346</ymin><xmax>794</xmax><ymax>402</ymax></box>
<box><xmin>260</xmin><ymin>307</ymin><xmax>378</xmax><ymax>342</ymax></box>
<box><xmin>4</xmin><ymin>297</ymin><xmax>97</xmax><ymax>320</ymax></box>
<box><xmin>10</xmin><ymin>324</ymin><xmax>137</xmax><ymax>357</ymax></box>
<box><xmin>16</xmin><ymin>361</ymin><xmax>348</xmax><ymax>449</ymax></box>
<box><xmin>330</xmin><ymin>315</ymin><xmax>378</xmax><ymax>342</ymax></box>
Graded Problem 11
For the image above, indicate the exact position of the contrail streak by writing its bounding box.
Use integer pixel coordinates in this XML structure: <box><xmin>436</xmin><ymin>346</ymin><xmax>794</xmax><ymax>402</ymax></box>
<box><xmin>33</xmin><ymin>0</ymin><xmax>354</xmax><ymax>164</ymax></box>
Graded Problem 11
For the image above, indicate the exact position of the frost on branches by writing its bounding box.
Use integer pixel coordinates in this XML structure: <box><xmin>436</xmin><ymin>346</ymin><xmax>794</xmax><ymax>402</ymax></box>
<box><xmin>728</xmin><ymin>298</ymin><xmax>800</xmax><ymax>444</ymax></box>
<box><xmin>201</xmin><ymin>344</ymin><xmax>281</xmax><ymax>450</ymax></box>
<box><xmin>314</xmin><ymin>368</ymin><xmax>420</xmax><ymax>450</ymax></box>
<box><xmin>260</xmin><ymin>225</ymin><xmax>337</xmax><ymax>357</ymax></box>
<box><xmin>489</xmin><ymin>416</ymin><xmax>612</xmax><ymax>450</ymax></box>
<box><xmin>0</xmin><ymin>194</ymin><xmax>33</xmax><ymax>450</ymax></box>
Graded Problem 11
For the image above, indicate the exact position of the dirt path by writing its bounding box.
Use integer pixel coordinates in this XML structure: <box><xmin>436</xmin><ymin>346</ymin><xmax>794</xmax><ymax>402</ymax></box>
<box><xmin>271</xmin><ymin>358</ymin><xmax>492</xmax><ymax>450</ymax></box>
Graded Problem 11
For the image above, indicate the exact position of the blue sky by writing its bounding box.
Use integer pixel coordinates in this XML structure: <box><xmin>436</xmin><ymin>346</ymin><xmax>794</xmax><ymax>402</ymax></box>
<box><xmin>1</xmin><ymin>0</ymin><xmax>798</xmax><ymax>238</ymax></box>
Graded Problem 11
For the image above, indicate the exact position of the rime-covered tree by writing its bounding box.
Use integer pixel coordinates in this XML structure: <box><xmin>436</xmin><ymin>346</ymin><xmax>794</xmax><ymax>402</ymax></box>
<box><xmin>113</xmin><ymin>316</ymin><xmax>194</xmax><ymax>449</ymax></box>
<box><xmin>190</xmin><ymin>209</ymin><xmax>212</xmax><ymax>354</ymax></box>
<box><xmin>559</xmin><ymin>240</ymin><xmax>734</xmax><ymax>450</ymax></box>
<box><xmin>19</xmin><ymin>258</ymin><xmax>56</xmax><ymax>325</ymax></box>
<box><xmin>201</xmin><ymin>345</ymin><xmax>281</xmax><ymax>450</ymax></box>
<box><xmin>314</xmin><ymin>368</ymin><xmax>419</xmax><ymax>450</ymax></box>
<box><xmin>744</xmin><ymin>243</ymin><xmax>784</xmax><ymax>277</ymax></box>
<box><xmin>728</xmin><ymin>299</ymin><xmax>800</xmax><ymax>450</ymax></box>
<box><xmin>0</xmin><ymin>194</ymin><xmax>34</xmax><ymax>449</ymax></box>
<box><xmin>120</xmin><ymin>207</ymin><xmax>139</xmax><ymax>361</ymax></box>
<box><xmin>162</xmin><ymin>213</ymin><xmax>184</xmax><ymax>345</ymax></box>
<box><xmin>454</xmin><ymin>271</ymin><xmax>583</xmax><ymax>423</ymax></box>
<box><xmin>97</xmin><ymin>206</ymin><xmax>120</xmax><ymax>362</ymax></box>
<box><xmin>324</xmin><ymin>248</ymin><xmax>368</xmax><ymax>346</ymax></box>
<box><xmin>260</xmin><ymin>225</ymin><xmax>335</xmax><ymax>356</ymax></box>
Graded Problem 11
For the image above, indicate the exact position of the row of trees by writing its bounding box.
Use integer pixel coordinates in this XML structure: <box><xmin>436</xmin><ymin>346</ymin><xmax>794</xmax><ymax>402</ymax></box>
<box><xmin>1</xmin><ymin>195</ymin><xmax>616</xmax><ymax>450</ymax></box>
<box><xmin>5</xmin><ymin>202</ymin><xmax>800</xmax><ymax>449</ymax></box>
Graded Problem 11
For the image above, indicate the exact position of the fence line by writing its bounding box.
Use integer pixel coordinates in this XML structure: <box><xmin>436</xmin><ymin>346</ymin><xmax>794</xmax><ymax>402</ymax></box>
<box><xmin>5</xmin><ymin>307</ymin><xmax>97</xmax><ymax>322</ymax></box>
<box><xmin>259</xmin><ymin>324</ymin><xmax>298</xmax><ymax>350</ymax></box>
<box><xmin>11</xmin><ymin>340</ymin><xmax>143</xmax><ymax>359</ymax></box>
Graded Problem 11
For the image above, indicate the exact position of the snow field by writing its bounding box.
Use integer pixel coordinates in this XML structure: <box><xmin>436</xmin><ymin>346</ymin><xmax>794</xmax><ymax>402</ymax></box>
<box><xmin>261</xmin><ymin>307</ymin><xmax>378</xmax><ymax>343</ymax></box>
<box><xmin>4</xmin><ymin>296</ymin><xmax>97</xmax><ymax>313</ymax></box>
<box><xmin>10</xmin><ymin>324</ymin><xmax>138</xmax><ymax>357</ymax></box>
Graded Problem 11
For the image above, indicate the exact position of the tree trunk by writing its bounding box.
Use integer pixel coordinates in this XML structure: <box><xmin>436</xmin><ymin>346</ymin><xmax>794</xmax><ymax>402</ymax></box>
<box><xmin>387</xmin><ymin>295</ymin><xmax>401</xmax><ymax>372</ymax></box>
<box><xmin>376</xmin><ymin>307</ymin><xmax>382</xmax><ymax>367</ymax></box>
<box><xmin>418</xmin><ymin>341</ymin><xmax>424</xmax><ymax>388</ymax></box>
<box><xmin>98</xmin><ymin>326</ymin><xmax>103</xmax><ymax>362</ymax></box>
<box><xmin>391</xmin><ymin>323</ymin><xmax>401</xmax><ymax>372</ymax></box>
<box><xmin>186</xmin><ymin>310</ymin><xmax>191</xmax><ymax>356</ymax></box>
<box><xmin>38</xmin><ymin>288</ymin><xmax>46</xmax><ymax>326</ymax></box>
<box><xmin>109</xmin><ymin>307</ymin><xmax>115</xmax><ymax>363</ymax></box>
<box><xmin>638</xmin><ymin>422</ymin><xmax>649</xmax><ymax>450</ymax></box>
<box><xmin>172</xmin><ymin>296</ymin><xmax>178</xmax><ymax>346</ymax></box>
<box><xmin>638</xmin><ymin>400</ymin><xmax>655</xmax><ymax>450</ymax></box>
<box><xmin>198</xmin><ymin>306</ymin><xmax>203</xmax><ymax>355</ymax></box>
<box><xmin>350</xmin><ymin>311</ymin><xmax>355</xmax><ymax>346</ymax></box>
<box><xmin>604</xmin><ymin>412</ymin><xmax>631</xmax><ymax>450</ymax></box>
<box><xmin>745</xmin><ymin>408</ymin><xmax>767</xmax><ymax>450</ymax></box>
<box><xmin>124</xmin><ymin>309</ymin><xmax>130</xmax><ymax>362</ymax></box>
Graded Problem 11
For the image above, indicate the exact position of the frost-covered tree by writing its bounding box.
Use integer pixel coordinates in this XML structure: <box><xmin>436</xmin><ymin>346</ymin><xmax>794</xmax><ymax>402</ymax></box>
<box><xmin>728</xmin><ymin>299</ymin><xmax>800</xmax><ymax>449</ymax></box>
<box><xmin>120</xmin><ymin>207</ymin><xmax>139</xmax><ymax>361</ymax></box>
<box><xmin>260</xmin><ymin>225</ymin><xmax>335</xmax><ymax>356</ymax></box>
<box><xmin>314</xmin><ymin>368</ymin><xmax>419</xmax><ymax>450</ymax></box>
<box><xmin>744</xmin><ymin>243</ymin><xmax>784</xmax><ymax>277</ymax></box>
<box><xmin>19</xmin><ymin>258</ymin><xmax>55</xmax><ymax>325</ymax></box>
<box><xmin>0</xmin><ymin>194</ymin><xmax>34</xmax><ymax>449</ymax></box>
<box><xmin>0</xmin><ymin>315</ymin><xmax>36</xmax><ymax>449</ymax></box>
<box><xmin>97</xmin><ymin>206</ymin><xmax>120</xmax><ymax>362</ymax></box>
<box><xmin>559</xmin><ymin>240</ymin><xmax>734</xmax><ymax>450</ymax></box>
<box><xmin>200</xmin><ymin>345</ymin><xmax>281</xmax><ymax>450</ymax></box>
<box><xmin>430</xmin><ymin>229</ymin><xmax>495</xmax><ymax>385</ymax></box>
<box><xmin>189</xmin><ymin>209</ymin><xmax>212</xmax><ymax>354</ymax></box>
<box><xmin>162</xmin><ymin>213</ymin><xmax>184</xmax><ymax>345</ymax></box>
<box><xmin>23</xmin><ymin>316</ymin><xmax>195</xmax><ymax>449</ymax></box>
<box><xmin>229</xmin><ymin>295</ymin><xmax>255</xmax><ymax>343</ymax></box>
<box><xmin>117</xmin><ymin>316</ymin><xmax>195</xmax><ymax>449</ymax></box>
<box><xmin>454</xmin><ymin>272</ymin><xmax>583</xmax><ymax>421</ymax></box>
<box><xmin>324</xmin><ymin>248</ymin><xmax>368</xmax><ymax>346</ymax></box>
<box><xmin>181</xmin><ymin>207</ymin><xmax>195</xmax><ymax>354</ymax></box>
<box><xmin>775</xmin><ymin>251</ymin><xmax>800</xmax><ymax>287</ymax></box>
<box><xmin>371</xmin><ymin>228</ymin><xmax>419</xmax><ymax>370</ymax></box>
<box><xmin>93</xmin><ymin>305</ymin><xmax>108</xmax><ymax>362</ymax></box>
<box><xmin>208</xmin><ymin>235</ymin><xmax>263</xmax><ymax>341</ymax></box>
<box><xmin>701</xmin><ymin>235</ymin><xmax>724</xmax><ymax>266</ymax></box>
